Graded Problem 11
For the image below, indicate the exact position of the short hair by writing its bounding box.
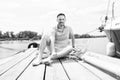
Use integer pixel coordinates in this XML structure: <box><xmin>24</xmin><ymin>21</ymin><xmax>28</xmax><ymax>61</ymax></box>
<box><xmin>57</xmin><ymin>13</ymin><xmax>66</xmax><ymax>18</ymax></box>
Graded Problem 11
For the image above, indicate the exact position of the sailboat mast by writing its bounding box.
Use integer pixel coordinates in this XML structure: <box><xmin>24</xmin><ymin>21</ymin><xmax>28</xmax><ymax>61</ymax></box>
<box><xmin>112</xmin><ymin>2</ymin><xmax>115</xmax><ymax>19</ymax></box>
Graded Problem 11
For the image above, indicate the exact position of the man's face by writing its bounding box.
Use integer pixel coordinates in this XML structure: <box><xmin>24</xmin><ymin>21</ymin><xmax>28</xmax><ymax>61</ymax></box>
<box><xmin>57</xmin><ymin>15</ymin><xmax>66</xmax><ymax>26</ymax></box>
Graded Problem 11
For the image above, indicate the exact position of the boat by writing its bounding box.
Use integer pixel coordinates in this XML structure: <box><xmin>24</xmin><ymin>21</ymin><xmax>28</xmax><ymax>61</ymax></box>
<box><xmin>99</xmin><ymin>0</ymin><xmax>120</xmax><ymax>58</ymax></box>
<box><xmin>0</xmin><ymin>0</ymin><xmax>120</xmax><ymax>80</ymax></box>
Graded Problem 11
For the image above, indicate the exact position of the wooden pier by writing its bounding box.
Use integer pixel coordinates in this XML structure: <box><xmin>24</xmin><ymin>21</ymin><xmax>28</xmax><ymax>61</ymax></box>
<box><xmin>0</xmin><ymin>48</ymin><xmax>119</xmax><ymax>80</ymax></box>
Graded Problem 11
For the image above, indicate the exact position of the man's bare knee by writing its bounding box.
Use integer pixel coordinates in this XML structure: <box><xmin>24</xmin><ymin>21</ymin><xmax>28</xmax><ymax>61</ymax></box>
<box><xmin>56</xmin><ymin>46</ymin><xmax>73</xmax><ymax>58</ymax></box>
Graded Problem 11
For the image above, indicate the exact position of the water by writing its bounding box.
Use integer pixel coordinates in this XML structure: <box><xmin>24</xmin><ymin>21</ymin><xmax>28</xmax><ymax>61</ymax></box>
<box><xmin>0</xmin><ymin>38</ymin><xmax>109</xmax><ymax>59</ymax></box>
<box><xmin>0</xmin><ymin>40</ymin><xmax>32</xmax><ymax>59</ymax></box>
<box><xmin>75</xmin><ymin>38</ymin><xmax>109</xmax><ymax>55</ymax></box>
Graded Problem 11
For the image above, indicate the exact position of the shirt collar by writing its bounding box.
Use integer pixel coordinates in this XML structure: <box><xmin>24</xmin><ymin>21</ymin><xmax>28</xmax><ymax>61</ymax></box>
<box><xmin>57</xmin><ymin>24</ymin><xmax>65</xmax><ymax>29</ymax></box>
<box><xmin>56</xmin><ymin>25</ymin><xmax>66</xmax><ymax>32</ymax></box>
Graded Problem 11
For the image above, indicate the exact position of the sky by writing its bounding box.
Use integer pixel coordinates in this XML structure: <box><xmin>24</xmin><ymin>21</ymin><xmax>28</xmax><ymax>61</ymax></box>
<box><xmin>0</xmin><ymin>0</ymin><xmax>119</xmax><ymax>35</ymax></box>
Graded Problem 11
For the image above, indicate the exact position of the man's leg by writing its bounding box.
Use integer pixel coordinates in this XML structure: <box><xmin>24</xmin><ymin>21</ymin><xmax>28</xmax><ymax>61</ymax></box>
<box><xmin>51</xmin><ymin>45</ymin><xmax>73</xmax><ymax>59</ymax></box>
<box><xmin>42</xmin><ymin>45</ymin><xmax>73</xmax><ymax>63</ymax></box>
<box><xmin>33</xmin><ymin>35</ymin><xmax>50</xmax><ymax>66</ymax></box>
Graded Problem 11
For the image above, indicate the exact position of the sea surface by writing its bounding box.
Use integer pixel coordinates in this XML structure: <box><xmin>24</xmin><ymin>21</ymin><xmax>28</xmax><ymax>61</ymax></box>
<box><xmin>0</xmin><ymin>37</ymin><xmax>109</xmax><ymax>59</ymax></box>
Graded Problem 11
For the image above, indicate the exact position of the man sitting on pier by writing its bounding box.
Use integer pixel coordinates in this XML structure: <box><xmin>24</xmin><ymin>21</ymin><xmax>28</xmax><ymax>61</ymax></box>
<box><xmin>33</xmin><ymin>13</ymin><xmax>76</xmax><ymax>66</ymax></box>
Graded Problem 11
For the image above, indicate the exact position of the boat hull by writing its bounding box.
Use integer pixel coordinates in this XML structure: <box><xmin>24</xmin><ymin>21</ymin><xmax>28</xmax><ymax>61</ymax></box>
<box><xmin>104</xmin><ymin>19</ymin><xmax>120</xmax><ymax>57</ymax></box>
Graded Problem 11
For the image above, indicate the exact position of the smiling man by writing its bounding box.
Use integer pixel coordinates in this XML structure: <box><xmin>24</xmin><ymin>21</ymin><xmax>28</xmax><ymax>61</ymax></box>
<box><xmin>33</xmin><ymin>13</ymin><xmax>75</xmax><ymax>66</ymax></box>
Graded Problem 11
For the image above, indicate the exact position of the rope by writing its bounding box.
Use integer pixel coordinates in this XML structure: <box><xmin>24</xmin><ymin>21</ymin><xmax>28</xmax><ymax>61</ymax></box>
<box><xmin>98</xmin><ymin>0</ymin><xmax>112</xmax><ymax>32</ymax></box>
<box><xmin>104</xmin><ymin>0</ymin><xmax>111</xmax><ymax>23</ymax></box>
<box><xmin>80</xmin><ymin>0</ymin><xmax>113</xmax><ymax>34</ymax></box>
<box><xmin>85</xmin><ymin>29</ymin><xmax>98</xmax><ymax>34</ymax></box>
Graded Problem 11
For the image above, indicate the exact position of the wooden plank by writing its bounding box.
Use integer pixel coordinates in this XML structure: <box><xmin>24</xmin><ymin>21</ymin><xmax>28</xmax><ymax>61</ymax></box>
<box><xmin>0</xmin><ymin>51</ymin><xmax>36</xmax><ymax>80</ymax></box>
<box><xmin>45</xmin><ymin>60</ymin><xmax>69</xmax><ymax>80</ymax></box>
<box><xmin>60</xmin><ymin>58</ymin><xmax>100</xmax><ymax>80</ymax></box>
<box><xmin>0</xmin><ymin>49</ymin><xmax>31</xmax><ymax>66</ymax></box>
<box><xmin>17</xmin><ymin>59</ymin><xmax>45</xmax><ymax>80</ymax></box>
<box><xmin>84</xmin><ymin>52</ymin><xmax>120</xmax><ymax>65</ymax></box>
<box><xmin>82</xmin><ymin>54</ymin><xmax>120</xmax><ymax>79</ymax></box>
<box><xmin>0</xmin><ymin>56</ymin><xmax>14</xmax><ymax>65</ymax></box>
<box><xmin>77</xmin><ymin>60</ymin><xmax>117</xmax><ymax>80</ymax></box>
<box><xmin>0</xmin><ymin>52</ymin><xmax>24</xmax><ymax>66</ymax></box>
<box><xmin>0</xmin><ymin>49</ymin><xmax>26</xmax><ymax>64</ymax></box>
<box><xmin>0</xmin><ymin>48</ymin><xmax>36</xmax><ymax>76</ymax></box>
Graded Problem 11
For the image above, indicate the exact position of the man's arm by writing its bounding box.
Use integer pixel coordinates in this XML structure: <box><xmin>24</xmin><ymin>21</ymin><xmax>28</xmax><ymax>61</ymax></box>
<box><xmin>71</xmin><ymin>32</ymin><xmax>75</xmax><ymax>48</ymax></box>
<box><xmin>50</xmin><ymin>36</ymin><xmax>55</xmax><ymax>54</ymax></box>
<box><xmin>50</xmin><ymin>30</ymin><xmax>56</xmax><ymax>54</ymax></box>
<box><xmin>69</xmin><ymin>27</ymin><xmax>75</xmax><ymax>48</ymax></box>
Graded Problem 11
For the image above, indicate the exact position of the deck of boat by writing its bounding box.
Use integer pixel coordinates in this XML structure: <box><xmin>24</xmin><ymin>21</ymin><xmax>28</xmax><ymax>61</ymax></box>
<box><xmin>0</xmin><ymin>48</ymin><xmax>119</xmax><ymax>80</ymax></box>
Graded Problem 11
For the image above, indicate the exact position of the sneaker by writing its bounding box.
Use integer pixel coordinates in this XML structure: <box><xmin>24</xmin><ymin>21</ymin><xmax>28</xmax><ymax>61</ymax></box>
<box><xmin>41</xmin><ymin>57</ymin><xmax>52</xmax><ymax>65</ymax></box>
<box><xmin>32</xmin><ymin>61</ymin><xmax>42</xmax><ymax>67</ymax></box>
